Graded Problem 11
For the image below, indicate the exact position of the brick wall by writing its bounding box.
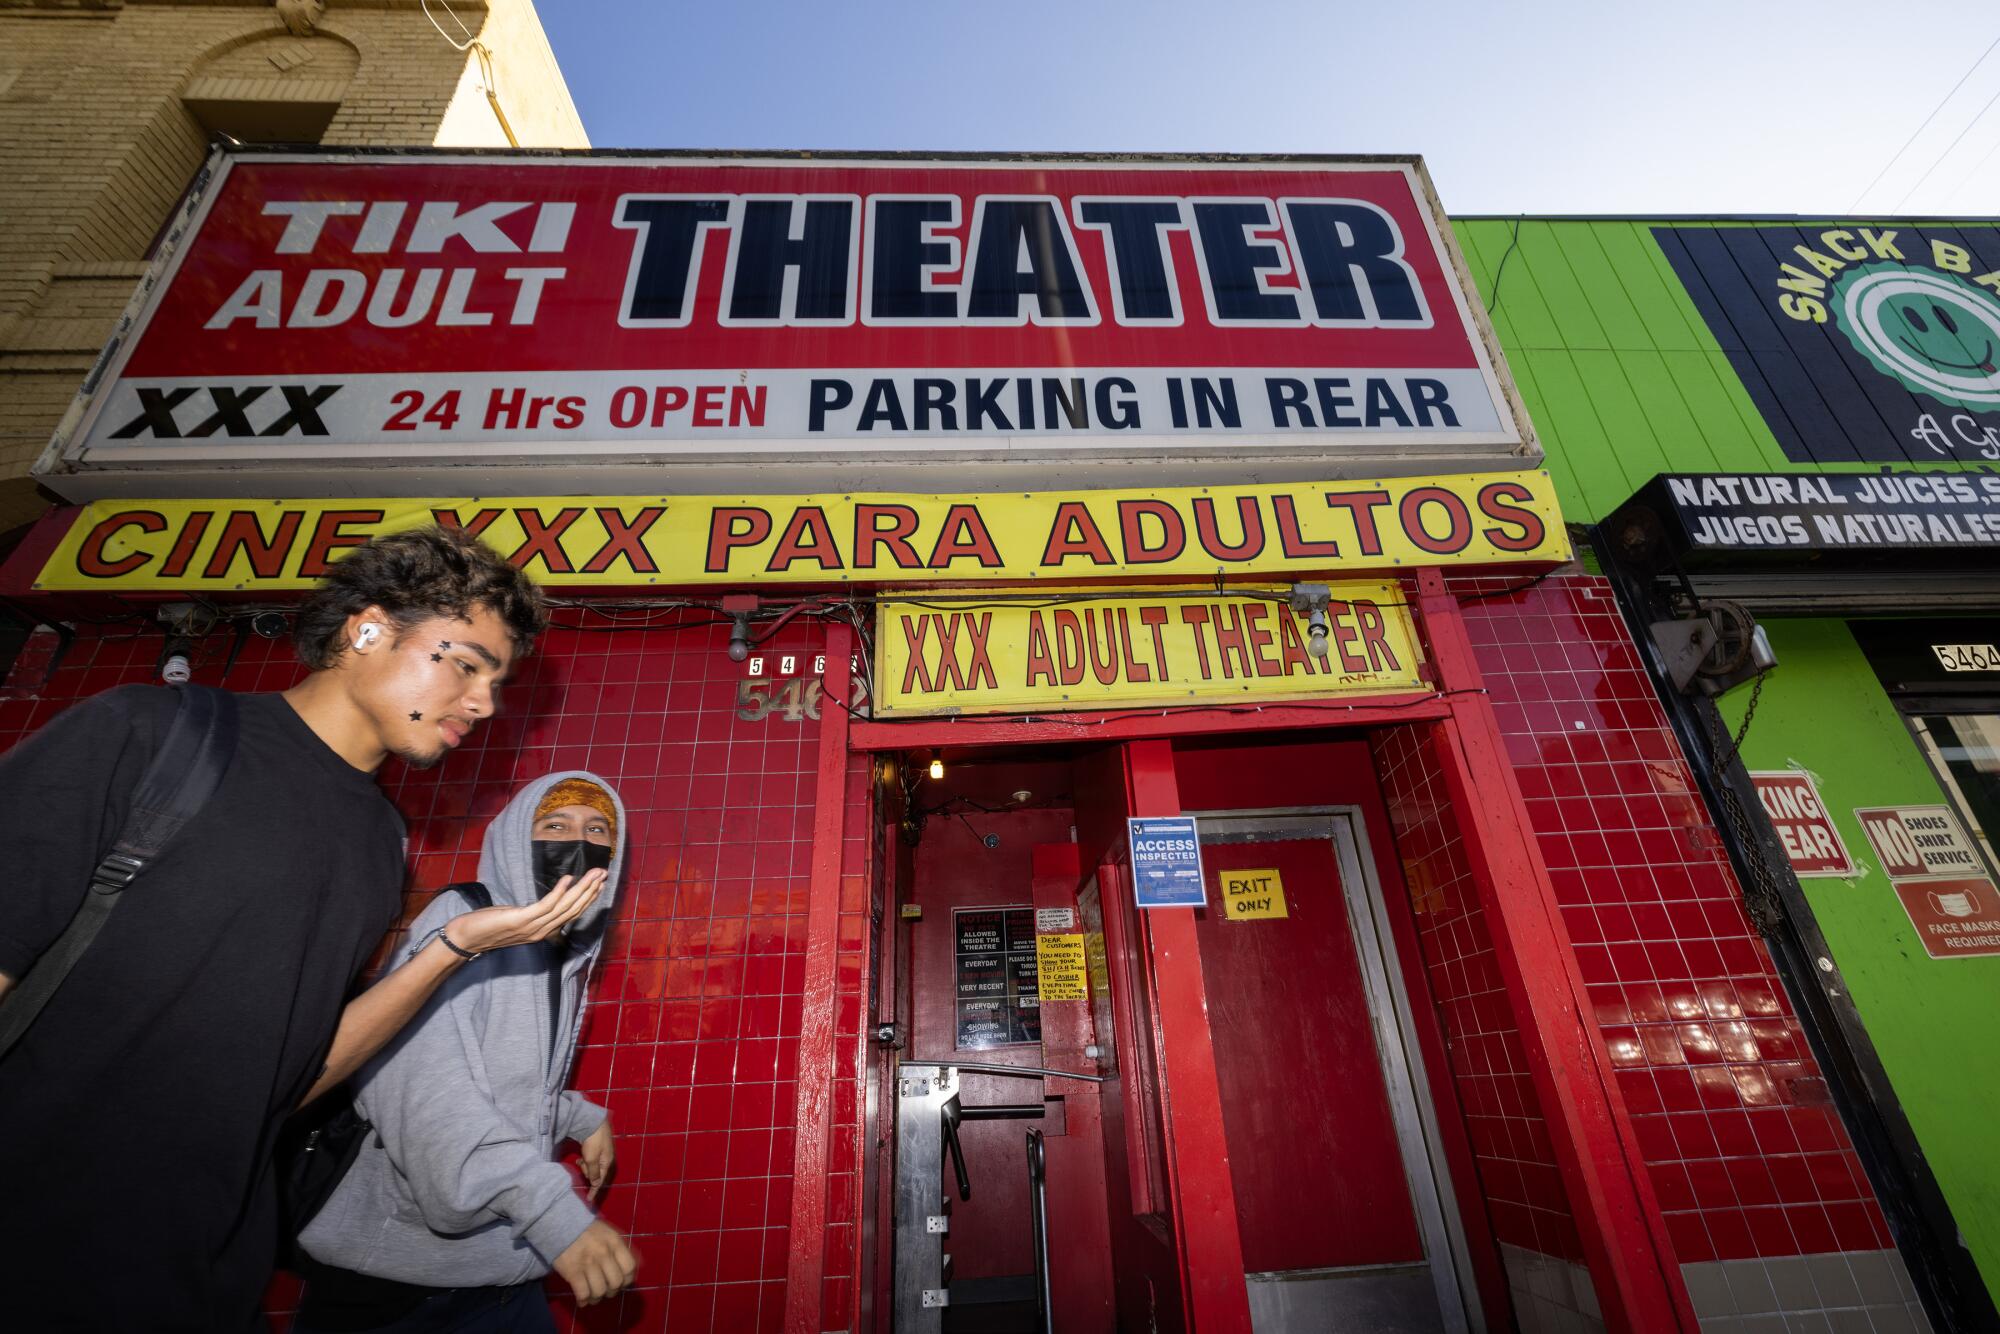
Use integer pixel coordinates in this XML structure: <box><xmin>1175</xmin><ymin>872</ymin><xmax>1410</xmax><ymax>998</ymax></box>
<box><xmin>0</xmin><ymin>0</ymin><xmax>588</xmax><ymax>529</ymax></box>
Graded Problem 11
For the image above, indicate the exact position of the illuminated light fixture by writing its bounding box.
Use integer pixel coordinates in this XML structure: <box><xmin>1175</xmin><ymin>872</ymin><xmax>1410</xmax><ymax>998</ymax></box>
<box><xmin>1010</xmin><ymin>789</ymin><xmax>1033</xmax><ymax>805</ymax></box>
<box><xmin>156</xmin><ymin>601</ymin><xmax>214</xmax><ymax>684</ymax></box>
<box><xmin>1290</xmin><ymin>582</ymin><xmax>1332</xmax><ymax>659</ymax></box>
<box><xmin>928</xmin><ymin>751</ymin><xmax>945</xmax><ymax>781</ymax></box>
<box><xmin>1306</xmin><ymin>608</ymin><xmax>1330</xmax><ymax>658</ymax></box>
<box><xmin>159</xmin><ymin>638</ymin><xmax>194</xmax><ymax>685</ymax></box>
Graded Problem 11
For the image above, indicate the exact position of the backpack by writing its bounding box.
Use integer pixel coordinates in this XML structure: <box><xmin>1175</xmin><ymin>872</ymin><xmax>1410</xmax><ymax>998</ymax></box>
<box><xmin>0</xmin><ymin>683</ymin><xmax>238</xmax><ymax>1059</ymax></box>
<box><xmin>277</xmin><ymin>881</ymin><xmax>493</xmax><ymax>1257</ymax></box>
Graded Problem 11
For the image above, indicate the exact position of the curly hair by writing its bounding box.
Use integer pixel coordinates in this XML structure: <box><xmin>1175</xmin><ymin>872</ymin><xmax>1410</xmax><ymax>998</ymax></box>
<box><xmin>292</xmin><ymin>525</ymin><xmax>548</xmax><ymax>669</ymax></box>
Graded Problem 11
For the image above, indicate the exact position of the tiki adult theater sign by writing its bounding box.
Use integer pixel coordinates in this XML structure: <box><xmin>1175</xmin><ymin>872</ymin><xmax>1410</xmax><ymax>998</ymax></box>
<box><xmin>38</xmin><ymin>151</ymin><xmax>1529</xmax><ymax>493</ymax></box>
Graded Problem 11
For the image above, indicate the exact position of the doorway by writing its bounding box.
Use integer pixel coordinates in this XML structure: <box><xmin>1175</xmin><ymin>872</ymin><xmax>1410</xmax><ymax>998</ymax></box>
<box><xmin>871</xmin><ymin>736</ymin><xmax>1491</xmax><ymax>1333</ymax></box>
<box><xmin>896</xmin><ymin>751</ymin><xmax>1086</xmax><ymax>1333</ymax></box>
<box><xmin>1189</xmin><ymin>809</ymin><xmax>1477</xmax><ymax>1333</ymax></box>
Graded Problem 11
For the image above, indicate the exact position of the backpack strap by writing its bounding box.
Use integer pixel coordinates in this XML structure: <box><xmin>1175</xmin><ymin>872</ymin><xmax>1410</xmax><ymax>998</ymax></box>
<box><xmin>0</xmin><ymin>684</ymin><xmax>239</xmax><ymax>1059</ymax></box>
<box><xmin>444</xmin><ymin>881</ymin><xmax>493</xmax><ymax>911</ymax></box>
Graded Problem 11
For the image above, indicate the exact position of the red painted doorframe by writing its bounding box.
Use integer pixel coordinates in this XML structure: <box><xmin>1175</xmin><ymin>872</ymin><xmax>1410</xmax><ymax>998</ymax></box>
<box><xmin>1413</xmin><ymin>569</ymin><xmax>1698</xmax><ymax>1334</ymax></box>
<box><xmin>1123</xmin><ymin>738</ymin><xmax>1256</xmax><ymax>1334</ymax></box>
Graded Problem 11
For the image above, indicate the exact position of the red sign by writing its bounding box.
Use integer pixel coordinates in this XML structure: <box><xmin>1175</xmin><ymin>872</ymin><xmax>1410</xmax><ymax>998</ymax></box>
<box><xmin>41</xmin><ymin>151</ymin><xmax>1527</xmax><ymax>496</ymax></box>
<box><xmin>1854</xmin><ymin>804</ymin><xmax>1986</xmax><ymax>879</ymax></box>
<box><xmin>1750</xmin><ymin>772</ymin><xmax>1855</xmax><ymax>877</ymax></box>
<box><xmin>1889</xmin><ymin>877</ymin><xmax>2000</xmax><ymax>959</ymax></box>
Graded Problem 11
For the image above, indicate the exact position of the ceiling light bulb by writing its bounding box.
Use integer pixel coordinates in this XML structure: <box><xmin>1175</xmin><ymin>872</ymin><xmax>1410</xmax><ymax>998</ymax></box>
<box><xmin>1307</xmin><ymin>608</ymin><xmax>1330</xmax><ymax>659</ymax></box>
<box><xmin>928</xmin><ymin>753</ymin><xmax>945</xmax><ymax>781</ymax></box>
<box><xmin>1011</xmin><ymin>789</ymin><xmax>1033</xmax><ymax>804</ymax></box>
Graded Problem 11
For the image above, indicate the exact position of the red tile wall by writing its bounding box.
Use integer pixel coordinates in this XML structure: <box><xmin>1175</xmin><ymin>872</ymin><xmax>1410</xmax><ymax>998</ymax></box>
<box><xmin>1452</xmin><ymin>573</ymin><xmax>1891</xmax><ymax>1266</ymax></box>
<box><xmin>0</xmin><ymin>568</ymin><xmax>1899</xmax><ymax>1294</ymax></box>
<box><xmin>1372</xmin><ymin>721</ymin><xmax>1586</xmax><ymax>1263</ymax></box>
<box><xmin>0</xmin><ymin>612</ymin><xmax>875</xmax><ymax>1334</ymax></box>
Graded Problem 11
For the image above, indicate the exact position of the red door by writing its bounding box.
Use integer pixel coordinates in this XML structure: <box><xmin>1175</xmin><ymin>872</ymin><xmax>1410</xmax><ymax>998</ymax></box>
<box><xmin>1194</xmin><ymin>832</ymin><xmax>1427</xmax><ymax>1274</ymax></box>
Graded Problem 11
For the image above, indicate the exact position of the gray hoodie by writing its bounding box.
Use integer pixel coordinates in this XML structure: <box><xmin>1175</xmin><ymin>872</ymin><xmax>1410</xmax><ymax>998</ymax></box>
<box><xmin>299</xmin><ymin>770</ymin><xmax>625</xmax><ymax>1286</ymax></box>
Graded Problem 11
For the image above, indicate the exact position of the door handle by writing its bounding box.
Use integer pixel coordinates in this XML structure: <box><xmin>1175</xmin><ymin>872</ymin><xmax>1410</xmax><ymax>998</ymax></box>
<box><xmin>941</xmin><ymin>1093</ymin><xmax>972</xmax><ymax>1201</ymax></box>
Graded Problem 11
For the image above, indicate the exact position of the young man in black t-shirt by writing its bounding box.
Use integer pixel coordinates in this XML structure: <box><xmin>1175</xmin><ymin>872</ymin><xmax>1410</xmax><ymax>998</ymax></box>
<box><xmin>0</xmin><ymin>526</ymin><xmax>608</xmax><ymax>1332</ymax></box>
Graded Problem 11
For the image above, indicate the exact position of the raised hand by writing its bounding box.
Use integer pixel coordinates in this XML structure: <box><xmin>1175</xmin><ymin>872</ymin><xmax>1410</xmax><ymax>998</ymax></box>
<box><xmin>446</xmin><ymin>869</ymin><xmax>607</xmax><ymax>955</ymax></box>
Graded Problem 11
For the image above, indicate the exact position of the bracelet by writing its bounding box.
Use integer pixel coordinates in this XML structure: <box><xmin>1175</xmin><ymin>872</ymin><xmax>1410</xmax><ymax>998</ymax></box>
<box><xmin>436</xmin><ymin>924</ymin><xmax>481</xmax><ymax>961</ymax></box>
<box><xmin>410</xmin><ymin>924</ymin><xmax>482</xmax><ymax>962</ymax></box>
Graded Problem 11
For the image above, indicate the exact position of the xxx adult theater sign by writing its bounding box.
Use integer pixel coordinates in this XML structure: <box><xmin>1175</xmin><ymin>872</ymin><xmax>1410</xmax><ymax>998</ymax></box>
<box><xmin>34</xmin><ymin>150</ymin><xmax>1533</xmax><ymax>498</ymax></box>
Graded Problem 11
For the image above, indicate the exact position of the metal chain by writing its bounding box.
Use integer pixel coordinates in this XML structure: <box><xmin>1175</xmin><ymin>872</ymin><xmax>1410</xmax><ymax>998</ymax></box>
<box><xmin>1707</xmin><ymin>670</ymin><xmax>1765</xmax><ymax>771</ymax></box>
<box><xmin>1700</xmin><ymin>672</ymin><xmax>1785</xmax><ymax>932</ymax></box>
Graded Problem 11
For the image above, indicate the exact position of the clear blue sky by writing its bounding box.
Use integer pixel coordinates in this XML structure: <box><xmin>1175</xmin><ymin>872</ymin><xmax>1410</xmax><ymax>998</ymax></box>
<box><xmin>539</xmin><ymin>0</ymin><xmax>2000</xmax><ymax>217</ymax></box>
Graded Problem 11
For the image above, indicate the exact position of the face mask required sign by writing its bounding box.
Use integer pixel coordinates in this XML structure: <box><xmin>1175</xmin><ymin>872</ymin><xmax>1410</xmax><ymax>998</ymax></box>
<box><xmin>28</xmin><ymin>470</ymin><xmax>1565</xmax><ymax>592</ymax></box>
<box><xmin>873</xmin><ymin>582</ymin><xmax>1423</xmax><ymax>717</ymax></box>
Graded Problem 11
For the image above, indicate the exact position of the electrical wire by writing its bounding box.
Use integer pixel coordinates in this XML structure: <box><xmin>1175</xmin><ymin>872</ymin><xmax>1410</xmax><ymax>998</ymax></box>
<box><xmin>420</xmin><ymin>0</ymin><xmax>478</xmax><ymax>51</ymax></box>
<box><xmin>419</xmin><ymin>0</ymin><xmax>519</xmax><ymax>147</ymax></box>
<box><xmin>747</xmin><ymin>602</ymin><xmax>831</xmax><ymax>646</ymax></box>
<box><xmin>1455</xmin><ymin>567</ymin><xmax>1558</xmax><ymax>604</ymax></box>
<box><xmin>1888</xmin><ymin>76</ymin><xmax>2000</xmax><ymax>215</ymax></box>
<box><xmin>1484</xmin><ymin>216</ymin><xmax>1525</xmax><ymax>317</ymax></box>
<box><xmin>816</xmin><ymin>683</ymin><xmax>1481</xmax><ymax>727</ymax></box>
<box><xmin>1948</xmin><ymin>130</ymin><xmax>2000</xmax><ymax>211</ymax></box>
<box><xmin>1848</xmin><ymin>31</ymin><xmax>2000</xmax><ymax>212</ymax></box>
<box><xmin>879</xmin><ymin>585</ymin><xmax>1299</xmax><ymax>611</ymax></box>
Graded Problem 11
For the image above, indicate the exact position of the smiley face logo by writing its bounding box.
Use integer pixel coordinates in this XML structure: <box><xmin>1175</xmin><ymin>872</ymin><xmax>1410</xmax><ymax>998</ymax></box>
<box><xmin>1830</xmin><ymin>265</ymin><xmax>2000</xmax><ymax>408</ymax></box>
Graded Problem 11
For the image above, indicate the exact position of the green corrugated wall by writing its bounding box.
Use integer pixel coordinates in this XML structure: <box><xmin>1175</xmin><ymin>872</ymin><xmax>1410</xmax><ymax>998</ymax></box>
<box><xmin>1450</xmin><ymin>218</ymin><xmax>1996</xmax><ymax>523</ymax></box>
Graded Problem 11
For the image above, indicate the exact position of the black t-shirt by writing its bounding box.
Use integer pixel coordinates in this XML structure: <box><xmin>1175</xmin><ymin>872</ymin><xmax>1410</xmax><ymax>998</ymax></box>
<box><xmin>0</xmin><ymin>686</ymin><xmax>404</xmax><ymax>1331</ymax></box>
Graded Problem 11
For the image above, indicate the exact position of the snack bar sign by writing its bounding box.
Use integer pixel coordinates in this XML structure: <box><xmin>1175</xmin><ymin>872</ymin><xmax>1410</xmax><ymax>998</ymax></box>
<box><xmin>45</xmin><ymin>152</ymin><xmax>1527</xmax><ymax>484</ymax></box>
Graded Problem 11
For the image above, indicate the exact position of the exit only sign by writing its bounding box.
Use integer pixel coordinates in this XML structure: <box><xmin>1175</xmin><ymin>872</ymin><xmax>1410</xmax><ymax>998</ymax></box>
<box><xmin>1750</xmin><ymin>772</ymin><xmax>1857</xmax><ymax>878</ymax></box>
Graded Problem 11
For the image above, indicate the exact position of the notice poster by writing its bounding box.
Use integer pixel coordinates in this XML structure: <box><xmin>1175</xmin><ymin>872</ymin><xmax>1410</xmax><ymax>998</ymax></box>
<box><xmin>1129</xmin><ymin>816</ymin><xmax>1206</xmax><ymax>908</ymax></box>
<box><xmin>954</xmin><ymin>906</ymin><xmax>1041</xmax><ymax>1048</ymax></box>
<box><xmin>1035</xmin><ymin>933</ymin><xmax>1088</xmax><ymax>1001</ymax></box>
<box><xmin>1854</xmin><ymin>805</ymin><xmax>1986</xmax><ymax>879</ymax></box>
<box><xmin>1220</xmin><ymin>867</ymin><xmax>1290</xmax><ymax>920</ymax></box>
<box><xmin>1750</xmin><ymin>772</ymin><xmax>1856</xmax><ymax>877</ymax></box>
<box><xmin>1855</xmin><ymin>805</ymin><xmax>2000</xmax><ymax>959</ymax></box>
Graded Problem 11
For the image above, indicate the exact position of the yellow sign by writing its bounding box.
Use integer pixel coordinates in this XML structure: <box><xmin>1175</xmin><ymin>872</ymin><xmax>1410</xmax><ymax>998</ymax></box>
<box><xmin>876</xmin><ymin>583</ymin><xmax>1423</xmax><ymax>717</ymax></box>
<box><xmin>1035</xmin><ymin>933</ymin><xmax>1088</xmax><ymax>1001</ymax></box>
<box><xmin>30</xmin><ymin>470</ymin><xmax>1566</xmax><ymax>591</ymax></box>
<box><xmin>1221</xmin><ymin>868</ymin><xmax>1289</xmax><ymax>921</ymax></box>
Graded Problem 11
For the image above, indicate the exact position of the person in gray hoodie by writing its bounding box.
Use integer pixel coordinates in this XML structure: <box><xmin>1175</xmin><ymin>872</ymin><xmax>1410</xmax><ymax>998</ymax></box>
<box><xmin>295</xmin><ymin>771</ymin><xmax>639</xmax><ymax>1332</ymax></box>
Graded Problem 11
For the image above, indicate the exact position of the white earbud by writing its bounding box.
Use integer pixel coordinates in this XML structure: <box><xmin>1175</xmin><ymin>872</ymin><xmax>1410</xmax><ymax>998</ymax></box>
<box><xmin>355</xmin><ymin>623</ymin><xmax>382</xmax><ymax>649</ymax></box>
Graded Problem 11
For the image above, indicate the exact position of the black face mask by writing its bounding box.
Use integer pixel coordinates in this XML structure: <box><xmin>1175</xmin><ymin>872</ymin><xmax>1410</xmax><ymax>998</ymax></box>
<box><xmin>531</xmin><ymin>839</ymin><xmax>612</xmax><ymax>899</ymax></box>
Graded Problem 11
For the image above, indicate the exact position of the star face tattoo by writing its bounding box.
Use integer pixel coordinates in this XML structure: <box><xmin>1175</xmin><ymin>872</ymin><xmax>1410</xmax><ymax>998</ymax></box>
<box><xmin>409</xmin><ymin>711</ymin><xmax>424</xmax><ymax>722</ymax></box>
<box><xmin>438</xmin><ymin>641</ymin><xmax>452</xmax><ymax>650</ymax></box>
<box><xmin>430</xmin><ymin>653</ymin><xmax>443</xmax><ymax>663</ymax></box>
